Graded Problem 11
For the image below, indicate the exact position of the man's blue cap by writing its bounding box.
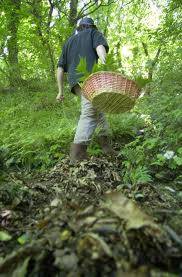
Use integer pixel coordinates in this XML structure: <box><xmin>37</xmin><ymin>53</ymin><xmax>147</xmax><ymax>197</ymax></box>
<box><xmin>79</xmin><ymin>17</ymin><xmax>95</xmax><ymax>26</ymax></box>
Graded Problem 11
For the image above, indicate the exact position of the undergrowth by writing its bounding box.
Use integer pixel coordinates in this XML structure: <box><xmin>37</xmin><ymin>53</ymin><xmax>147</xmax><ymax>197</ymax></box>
<box><xmin>0</xmin><ymin>62</ymin><xmax>181</xmax><ymax>189</ymax></box>
<box><xmin>120</xmin><ymin>65</ymin><xmax>182</xmax><ymax>186</ymax></box>
<box><xmin>0</xmin><ymin>85</ymin><xmax>143</xmax><ymax>172</ymax></box>
<box><xmin>0</xmin><ymin>86</ymin><xmax>78</xmax><ymax>171</ymax></box>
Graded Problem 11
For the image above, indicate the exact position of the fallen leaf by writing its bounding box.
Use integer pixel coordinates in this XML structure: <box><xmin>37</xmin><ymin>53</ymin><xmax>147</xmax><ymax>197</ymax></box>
<box><xmin>78</xmin><ymin>232</ymin><xmax>112</xmax><ymax>258</ymax></box>
<box><xmin>0</xmin><ymin>231</ymin><xmax>12</xmax><ymax>241</ymax></box>
<box><xmin>50</xmin><ymin>198</ymin><xmax>62</xmax><ymax>207</ymax></box>
<box><xmin>102</xmin><ymin>191</ymin><xmax>161</xmax><ymax>233</ymax></box>
<box><xmin>17</xmin><ymin>234</ymin><xmax>29</xmax><ymax>245</ymax></box>
<box><xmin>54</xmin><ymin>250</ymin><xmax>78</xmax><ymax>271</ymax></box>
<box><xmin>60</xmin><ymin>230</ymin><xmax>71</xmax><ymax>241</ymax></box>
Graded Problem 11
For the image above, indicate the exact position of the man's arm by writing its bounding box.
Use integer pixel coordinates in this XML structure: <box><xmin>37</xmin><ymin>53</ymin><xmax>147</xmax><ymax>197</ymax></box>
<box><xmin>96</xmin><ymin>45</ymin><xmax>107</xmax><ymax>64</ymax></box>
<box><xmin>56</xmin><ymin>67</ymin><xmax>64</xmax><ymax>101</ymax></box>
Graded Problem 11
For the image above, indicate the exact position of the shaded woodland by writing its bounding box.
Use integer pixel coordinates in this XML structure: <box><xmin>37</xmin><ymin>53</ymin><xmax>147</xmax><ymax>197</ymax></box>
<box><xmin>0</xmin><ymin>0</ymin><xmax>181</xmax><ymax>276</ymax></box>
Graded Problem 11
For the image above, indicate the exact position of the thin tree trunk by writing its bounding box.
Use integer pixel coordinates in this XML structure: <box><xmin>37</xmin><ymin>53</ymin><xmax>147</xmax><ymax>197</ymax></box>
<box><xmin>69</xmin><ymin>0</ymin><xmax>78</xmax><ymax>27</ymax></box>
<box><xmin>148</xmin><ymin>47</ymin><xmax>161</xmax><ymax>80</ymax></box>
<box><xmin>94</xmin><ymin>0</ymin><xmax>99</xmax><ymax>25</ymax></box>
<box><xmin>142</xmin><ymin>42</ymin><xmax>161</xmax><ymax>80</ymax></box>
<box><xmin>104</xmin><ymin>6</ymin><xmax>110</xmax><ymax>37</ymax></box>
<box><xmin>31</xmin><ymin>0</ymin><xmax>55</xmax><ymax>80</ymax></box>
<box><xmin>5</xmin><ymin>0</ymin><xmax>22</xmax><ymax>87</ymax></box>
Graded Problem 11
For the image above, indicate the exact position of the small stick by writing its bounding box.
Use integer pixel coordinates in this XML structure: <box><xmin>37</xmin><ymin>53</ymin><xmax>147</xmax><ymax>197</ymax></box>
<box><xmin>154</xmin><ymin>209</ymin><xmax>182</xmax><ymax>215</ymax></box>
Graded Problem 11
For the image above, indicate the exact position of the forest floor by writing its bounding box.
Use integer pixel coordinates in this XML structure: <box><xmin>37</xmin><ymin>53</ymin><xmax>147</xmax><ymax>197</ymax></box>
<box><xmin>0</xmin><ymin>152</ymin><xmax>182</xmax><ymax>276</ymax></box>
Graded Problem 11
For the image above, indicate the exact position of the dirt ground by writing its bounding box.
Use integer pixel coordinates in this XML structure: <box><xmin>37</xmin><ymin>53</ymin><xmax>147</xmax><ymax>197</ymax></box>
<box><xmin>0</xmin><ymin>155</ymin><xmax>182</xmax><ymax>276</ymax></box>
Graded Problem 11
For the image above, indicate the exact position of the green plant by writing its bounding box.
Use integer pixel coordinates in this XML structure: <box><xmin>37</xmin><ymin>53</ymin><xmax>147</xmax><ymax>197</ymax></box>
<box><xmin>121</xmin><ymin>147</ymin><xmax>152</xmax><ymax>188</ymax></box>
<box><xmin>76</xmin><ymin>55</ymin><xmax>118</xmax><ymax>82</ymax></box>
<box><xmin>120</xmin><ymin>59</ymin><xmax>182</xmax><ymax>186</ymax></box>
<box><xmin>0</xmin><ymin>88</ymin><xmax>79</xmax><ymax>171</ymax></box>
<box><xmin>123</xmin><ymin>165</ymin><xmax>152</xmax><ymax>188</ymax></box>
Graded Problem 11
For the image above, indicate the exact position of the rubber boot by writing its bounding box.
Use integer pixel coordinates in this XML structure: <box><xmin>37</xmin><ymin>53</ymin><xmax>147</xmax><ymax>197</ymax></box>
<box><xmin>98</xmin><ymin>136</ymin><xmax>117</xmax><ymax>156</ymax></box>
<box><xmin>70</xmin><ymin>143</ymin><xmax>88</xmax><ymax>164</ymax></box>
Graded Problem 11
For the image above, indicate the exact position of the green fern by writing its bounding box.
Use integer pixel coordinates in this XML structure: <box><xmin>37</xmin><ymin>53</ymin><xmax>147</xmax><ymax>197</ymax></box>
<box><xmin>130</xmin><ymin>166</ymin><xmax>152</xmax><ymax>185</ymax></box>
<box><xmin>76</xmin><ymin>57</ymin><xmax>90</xmax><ymax>82</ymax></box>
<box><xmin>76</xmin><ymin>54</ymin><xmax>117</xmax><ymax>82</ymax></box>
<box><xmin>135</xmin><ymin>76</ymin><xmax>151</xmax><ymax>89</ymax></box>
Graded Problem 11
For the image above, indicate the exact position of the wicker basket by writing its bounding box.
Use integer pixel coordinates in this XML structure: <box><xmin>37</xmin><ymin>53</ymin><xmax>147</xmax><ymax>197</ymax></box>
<box><xmin>81</xmin><ymin>71</ymin><xmax>140</xmax><ymax>113</ymax></box>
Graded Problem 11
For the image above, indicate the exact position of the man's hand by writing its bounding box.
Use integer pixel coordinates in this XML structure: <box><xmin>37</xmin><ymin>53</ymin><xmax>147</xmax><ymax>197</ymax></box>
<box><xmin>57</xmin><ymin>67</ymin><xmax>64</xmax><ymax>102</ymax></box>
<box><xmin>96</xmin><ymin>45</ymin><xmax>106</xmax><ymax>64</ymax></box>
<box><xmin>56</xmin><ymin>92</ymin><xmax>64</xmax><ymax>102</ymax></box>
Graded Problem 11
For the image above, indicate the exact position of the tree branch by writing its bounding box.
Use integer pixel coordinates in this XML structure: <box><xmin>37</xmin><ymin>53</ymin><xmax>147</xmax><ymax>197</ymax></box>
<box><xmin>47</xmin><ymin>0</ymin><xmax>54</xmax><ymax>31</ymax></box>
<box><xmin>142</xmin><ymin>42</ymin><xmax>149</xmax><ymax>57</ymax></box>
<box><xmin>77</xmin><ymin>0</ymin><xmax>93</xmax><ymax>17</ymax></box>
<box><xmin>153</xmin><ymin>47</ymin><xmax>161</xmax><ymax>66</ymax></box>
<box><xmin>148</xmin><ymin>46</ymin><xmax>161</xmax><ymax>80</ymax></box>
<box><xmin>77</xmin><ymin>0</ymin><xmax>117</xmax><ymax>21</ymax></box>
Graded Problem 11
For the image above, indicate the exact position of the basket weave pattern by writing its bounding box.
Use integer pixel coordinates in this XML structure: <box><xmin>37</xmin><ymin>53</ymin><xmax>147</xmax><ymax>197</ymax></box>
<box><xmin>82</xmin><ymin>72</ymin><xmax>140</xmax><ymax>102</ymax></box>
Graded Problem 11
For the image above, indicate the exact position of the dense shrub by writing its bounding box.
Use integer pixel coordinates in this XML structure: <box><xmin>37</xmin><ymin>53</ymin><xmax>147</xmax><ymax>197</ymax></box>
<box><xmin>120</xmin><ymin>63</ymin><xmax>182</xmax><ymax>186</ymax></box>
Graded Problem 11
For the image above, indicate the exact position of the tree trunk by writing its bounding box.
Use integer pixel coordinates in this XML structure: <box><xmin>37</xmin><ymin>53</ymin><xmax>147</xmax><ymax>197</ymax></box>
<box><xmin>31</xmin><ymin>0</ymin><xmax>55</xmax><ymax>81</ymax></box>
<box><xmin>142</xmin><ymin>42</ymin><xmax>161</xmax><ymax>81</ymax></box>
<box><xmin>5</xmin><ymin>0</ymin><xmax>22</xmax><ymax>87</ymax></box>
<box><xmin>69</xmin><ymin>0</ymin><xmax>78</xmax><ymax>27</ymax></box>
<box><xmin>94</xmin><ymin>0</ymin><xmax>99</xmax><ymax>26</ymax></box>
<box><xmin>104</xmin><ymin>6</ymin><xmax>110</xmax><ymax>37</ymax></box>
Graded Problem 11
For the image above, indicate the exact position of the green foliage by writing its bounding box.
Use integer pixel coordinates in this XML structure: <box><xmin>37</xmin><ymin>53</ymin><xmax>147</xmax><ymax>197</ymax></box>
<box><xmin>0</xmin><ymin>86</ymin><xmax>145</xmax><ymax>171</ymax></box>
<box><xmin>124</xmin><ymin>165</ymin><xmax>152</xmax><ymax>188</ymax></box>
<box><xmin>0</xmin><ymin>87</ymin><xmax>79</xmax><ymax>170</ymax></box>
<box><xmin>0</xmin><ymin>0</ymin><xmax>181</xmax><ymax>87</ymax></box>
<box><xmin>120</xmin><ymin>56</ymin><xmax>182</xmax><ymax>185</ymax></box>
<box><xmin>0</xmin><ymin>231</ymin><xmax>12</xmax><ymax>242</ymax></box>
<box><xmin>109</xmin><ymin>113</ymin><xmax>144</xmax><ymax>137</ymax></box>
<box><xmin>121</xmin><ymin>147</ymin><xmax>152</xmax><ymax>188</ymax></box>
<box><xmin>76</xmin><ymin>57</ymin><xmax>90</xmax><ymax>82</ymax></box>
<box><xmin>0</xmin><ymin>0</ymin><xmax>181</xmax><ymax>188</ymax></box>
<box><xmin>76</xmin><ymin>54</ymin><xmax>118</xmax><ymax>82</ymax></box>
<box><xmin>17</xmin><ymin>234</ymin><xmax>30</xmax><ymax>245</ymax></box>
<box><xmin>134</xmin><ymin>77</ymin><xmax>151</xmax><ymax>89</ymax></box>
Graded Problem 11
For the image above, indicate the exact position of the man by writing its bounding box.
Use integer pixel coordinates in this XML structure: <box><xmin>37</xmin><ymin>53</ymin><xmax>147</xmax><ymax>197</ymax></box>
<box><xmin>56</xmin><ymin>17</ymin><xmax>114</xmax><ymax>163</ymax></box>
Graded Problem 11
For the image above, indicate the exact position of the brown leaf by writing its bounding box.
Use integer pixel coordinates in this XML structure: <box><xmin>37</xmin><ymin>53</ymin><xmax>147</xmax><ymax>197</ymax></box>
<box><xmin>77</xmin><ymin>232</ymin><xmax>112</xmax><ymax>258</ymax></box>
<box><xmin>102</xmin><ymin>191</ymin><xmax>162</xmax><ymax>234</ymax></box>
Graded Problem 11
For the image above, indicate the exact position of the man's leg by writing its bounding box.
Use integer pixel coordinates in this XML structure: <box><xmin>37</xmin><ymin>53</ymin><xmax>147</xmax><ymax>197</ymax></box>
<box><xmin>70</xmin><ymin>84</ymin><xmax>115</xmax><ymax>162</ymax></box>
<box><xmin>97</xmin><ymin>112</ymin><xmax>110</xmax><ymax>137</ymax></box>
<box><xmin>74</xmin><ymin>95</ymin><xmax>98</xmax><ymax>144</ymax></box>
<box><xmin>96</xmin><ymin>112</ymin><xmax>116</xmax><ymax>155</ymax></box>
<box><xmin>70</xmin><ymin>86</ymin><xmax>98</xmax><ymax>162</ymax></box>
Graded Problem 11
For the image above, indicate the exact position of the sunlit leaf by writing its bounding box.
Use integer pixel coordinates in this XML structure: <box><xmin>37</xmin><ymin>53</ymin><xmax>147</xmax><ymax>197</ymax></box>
<box><xmin>17</xmin><ymin>234</ymin><xmax>29</xmax><ymax>245</ymax></box>
<box><xmin>0</xmin><ymin>231</ymin><xmax>12</xmax><ymax>241</ymax></box>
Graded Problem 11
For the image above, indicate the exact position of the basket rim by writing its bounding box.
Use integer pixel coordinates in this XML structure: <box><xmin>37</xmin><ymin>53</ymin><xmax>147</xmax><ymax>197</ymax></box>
<box><xmin>81</xmin><ymin>71</ymin><xmax>138</xmax><ymax>88</ymax></box>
